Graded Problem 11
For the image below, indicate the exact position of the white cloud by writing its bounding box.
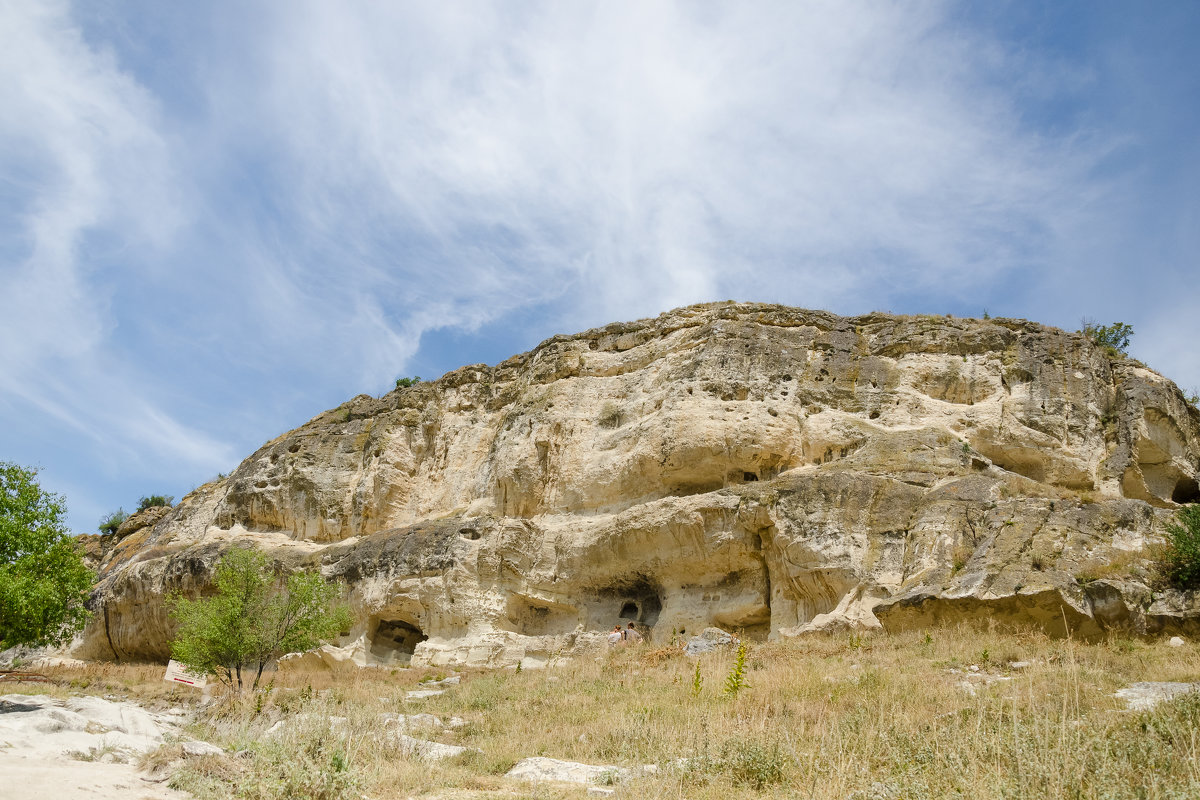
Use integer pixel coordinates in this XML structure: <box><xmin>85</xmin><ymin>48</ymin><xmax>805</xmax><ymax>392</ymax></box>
<box><xmin>6</xmin><ymin>1</ymin><xmax>1192</xmax><ymax>530</ymax></box>
<box><xmin>0</xmin><ymin>0</ymin><xmax>224</xmax><ymax>469</ymax></box>
<box><xmin>196</xmin><ymin>0</ymin><xmax>1106</xmax><ymax>353</ymax></box>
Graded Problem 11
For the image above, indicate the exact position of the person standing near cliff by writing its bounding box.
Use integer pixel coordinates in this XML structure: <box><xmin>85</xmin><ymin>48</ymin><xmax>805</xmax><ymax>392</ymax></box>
<box><xmin>623</xmin><ymin>622</ymin><xmax>644</xmax><ymax>645</ymax></box>
<box><xmin>607</xmin><ymin>624</ymin><xmax>624</xmax><ymax>647</ymax></box>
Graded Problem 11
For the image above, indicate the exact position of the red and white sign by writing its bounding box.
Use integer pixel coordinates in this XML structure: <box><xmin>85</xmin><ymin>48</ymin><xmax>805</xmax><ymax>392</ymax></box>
<box><xmin>163</xmin><ymin>659</ymin><xmax>208</xmax><ymax>688</ymax></box>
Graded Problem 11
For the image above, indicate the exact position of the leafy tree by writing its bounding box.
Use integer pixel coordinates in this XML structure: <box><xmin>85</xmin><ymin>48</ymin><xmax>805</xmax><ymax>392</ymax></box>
<box><xmin>136</xmin><ymin>494</ymin><xmax>174</xmax><ymax>512</ymax></box>
<box><xmin>0</xmin><ymin>462</ymin><xmax>94</xmax><ymax>649</ymax></box>
<box><xmin>394</xmin><ymin>375</ymin><xmax>421</xmax><ymax>389</ymax></box>
<box><xmin>1159</xmin><ymin>505</ymin><xmax>1200</xmax><ymax>590</ymax></box>
<box><xmin>1080</xmin><ymin>319</ymin><xmax>1134</xmax><ymax>356</ymax></box>
<box><xmin>98</xmin><ymin>508</ymin><xmax>128</xmax><ymax>536</ymax></box>
<box><xmin>170</xmin><ymin>546</ymin><xmax>351</xmax><ymax>692</ymax></box>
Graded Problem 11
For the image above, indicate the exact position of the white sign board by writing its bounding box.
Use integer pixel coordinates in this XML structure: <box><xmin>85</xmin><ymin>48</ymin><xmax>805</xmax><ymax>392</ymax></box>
<box><xmin>163</xmin><ymin>659</ymin><xmax>208</xmax><ymax>688</ymax></box>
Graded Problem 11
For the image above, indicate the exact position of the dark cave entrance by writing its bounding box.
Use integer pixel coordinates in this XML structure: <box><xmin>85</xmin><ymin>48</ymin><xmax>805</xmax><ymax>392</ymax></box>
<box><xmin>1172</xmin><ymin>477</ymin><xmax>1200</xmax><ymax>504</ymax></box>
<box><xmin>601</xmin><ymin>575</ymin><xmax>663</xmax><ymax>628</ymax></box>
<box><xmin>369</xmin><ymin>618</ymin><xmax>427</xmax><ymax>664</ymax></box>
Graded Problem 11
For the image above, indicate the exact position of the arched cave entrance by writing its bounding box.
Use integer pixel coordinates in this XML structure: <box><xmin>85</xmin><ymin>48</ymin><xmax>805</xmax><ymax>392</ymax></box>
<box><xmin>600</xmin><ymin>575</ymin><xmax>663</xmax><ymax>628</ymax></box>
<box><xmin>368</xmin><ymin>617</ymin><xmax>427</xmax><ymax>665</ymax></box>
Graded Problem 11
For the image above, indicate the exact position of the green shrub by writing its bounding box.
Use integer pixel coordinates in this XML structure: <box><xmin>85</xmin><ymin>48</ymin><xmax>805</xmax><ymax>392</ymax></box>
<box><xmin>137</xmin><ymin>494</ymin><xmax>174</xmax><ymax>511</ymax></box>
<box><xmin>1080</xmin><ymin>320</ymin><xmax>1134</xmax><ymax>356</ymax></box>
<box><xmin>394</xmin><ymin>376</ymin><xmax>421</xmax><ymax>389</ymax></box>
<box><xmin>98</xmin><ymin>508</ymin><xmax>128</xmax><ymax>535</ymax></box>
<box><xmin>1159</xmin><ymin>505</ymin><xmax>1200</xmax><ymax>589</ymax></box>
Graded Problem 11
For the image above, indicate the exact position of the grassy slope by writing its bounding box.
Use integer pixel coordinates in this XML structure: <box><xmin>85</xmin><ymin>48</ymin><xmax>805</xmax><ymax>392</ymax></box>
<box><xmin>16</xmin><ymin>627</ymin><xmax>1200</xmax><ymax>799</ymax></box>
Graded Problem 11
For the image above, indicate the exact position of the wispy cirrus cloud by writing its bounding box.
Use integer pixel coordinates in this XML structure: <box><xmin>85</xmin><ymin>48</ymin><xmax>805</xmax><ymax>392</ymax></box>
<box><xmin>213</xmin><ymin>0</ymin><xmax>1104</xmax><ymax>336</ymax></box>
<box><xmin>0</xmin><ymin>0</ymin><xmax>231</xmax><ymax>505</ymax></box>
<box><xmin>2</xmin><ymin>0</ymin><xmax>1195</xmax><ymax>533</ymax></box>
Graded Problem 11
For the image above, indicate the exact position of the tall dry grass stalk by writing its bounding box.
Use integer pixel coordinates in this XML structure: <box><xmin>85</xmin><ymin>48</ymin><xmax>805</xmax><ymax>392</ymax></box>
<box><xmin>28</xmin><ymin>626</ymin><xmax>1200</xmax><ymax>798</ymax></box>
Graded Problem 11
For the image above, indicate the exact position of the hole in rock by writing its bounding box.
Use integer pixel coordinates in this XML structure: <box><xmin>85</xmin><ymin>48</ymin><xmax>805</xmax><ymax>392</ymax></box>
<box><xmin>1173</xmin><ymin>477</ymin><xmax>1200</xmax><ymax>504</ymax></box>
<box><xmin>743</xmin><ymin>472</ymin><xmax>759</xmax><ymax>482</ymax></box>
<box><xmin>869</xmin><ymin>410</ymin><xmax>880</xmax><ymax>420</ymax></box>
<box><xmin>369</xmin><ymin>619</ymin><xmax>427</xmax><ymax>665</ymax></box>
<box><xmin>459</xmin><ymin>528</ymin><xmax>482</xmax><ymax>540</ymax></box>
<box><xmin>599</xmin><ymin>576</ymin><xmax>663</xmax><ymax>627</ymax></box>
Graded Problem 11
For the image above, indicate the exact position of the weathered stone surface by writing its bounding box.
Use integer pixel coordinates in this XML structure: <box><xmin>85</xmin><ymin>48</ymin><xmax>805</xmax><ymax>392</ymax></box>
<box><xmin>0</xmin><ymin>693</ymin><xmax>175</xmax><ymax>762</ymax></box>
<box><xmin>1114</xmin><ymin>682</ymin><xmax>1200</xmax><ymax>711</ymax></box>
<box><xmin>182</xmin><ymin>740</ymin><xmax>224</xmax><ymax>757</ymax></box>
<box><xmin>684</xmin><ymin>627</ymin><xmax>737</xmax><ymax>656</ymax></box>
<box><xmin>77</xmin><ymin>505</ymin><xmax>173</xmax><ymax>571</ymax></box>
<box><xmin>72</xmin><ymin>303</ymin><xmax>1200</xmax><ymax>666</ymax></box>
<box><xmin>277</xmin><ymin>642</ymin><xmax>369</xmax><ymax>672</ymax></box>
<box><xmin>391</xmin><ymin>733</ymin><xmax>470</xmax><ymax>761</ymax></box>
<box><xmin>506</xmin><ymin>756</ymin><xmax>624</xmax><ymax>785</ymax></box>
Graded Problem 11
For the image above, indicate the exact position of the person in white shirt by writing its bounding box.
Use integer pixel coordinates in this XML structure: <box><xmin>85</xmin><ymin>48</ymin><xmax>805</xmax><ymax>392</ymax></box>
<box><xmin>606</xmin><ymin>624</ymin><xmax>624</xmax><ymax>646</ymax></box>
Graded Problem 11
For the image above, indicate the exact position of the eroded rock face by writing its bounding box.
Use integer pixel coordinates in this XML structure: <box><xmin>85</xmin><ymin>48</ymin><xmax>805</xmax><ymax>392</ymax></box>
<box><xmin>74</xmin><ymin>303</ymin><xmax>1200</xmax><ymax>666</ymax></box>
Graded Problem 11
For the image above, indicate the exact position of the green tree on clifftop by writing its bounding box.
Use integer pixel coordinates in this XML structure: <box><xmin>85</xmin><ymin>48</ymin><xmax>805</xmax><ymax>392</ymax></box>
<box><xmin>0</xmin><ymin>462</ymin><xmax>94</xmax><ymax>649</ymax></box>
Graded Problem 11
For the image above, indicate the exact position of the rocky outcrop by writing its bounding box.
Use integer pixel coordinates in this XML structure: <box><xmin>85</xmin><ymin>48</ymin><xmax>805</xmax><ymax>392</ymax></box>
<box><xmin>74</xmin><ymin>303</ymin><xmax>1200</xmax><ymax>666</ymax></box>
<box><xmin>77</xmin><ymin>505</ymin><xmax>173</xmax><ymax>572</ymax></box>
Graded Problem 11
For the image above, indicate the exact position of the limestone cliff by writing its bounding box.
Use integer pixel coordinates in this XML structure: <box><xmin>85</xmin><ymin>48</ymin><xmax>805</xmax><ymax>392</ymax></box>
<box><xmin>74</xmin><ymin>303</ymin><xmax>1200</xmax><ymax>667</ymax></box>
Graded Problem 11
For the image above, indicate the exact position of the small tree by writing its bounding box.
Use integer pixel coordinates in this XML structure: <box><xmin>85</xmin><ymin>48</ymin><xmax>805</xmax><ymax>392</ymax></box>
<box><xmin>1159</xmin><ymin>505</ymin><xmax>1200</xmax><ymax>590</ymax></box>
<box><xmin>137</xmin><ymin>494</ymin><xmax>174</xmax><ymax>512</ymax></box>
<box><xmin>0</xmin><ymin>462</ymin><xmax>94</xmax><ymax>649</ymax></box>
<box><xmin>98</xmin><ymin>508</ymin><xmax>128</xmax><ymax>536</ymax></box>
<box><xmin>1080</xmin><ymin>320</ymin><xmax>1134</xmax><ymax>356</ymax></box>
<box><xmin>170</xmin><ymin>546</ymin><xmax>351</xmax><ymax>692</ymax></box>
<box><xmin>395</xmin><ymin>376</ymin><xmax>421</xmax><ymax>389</ymax></box>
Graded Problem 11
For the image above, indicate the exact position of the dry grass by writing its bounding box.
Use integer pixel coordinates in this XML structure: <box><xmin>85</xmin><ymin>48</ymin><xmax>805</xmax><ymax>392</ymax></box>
<box><xmin>27</xmin><ymin>626</ymin><xmax>1200</xmax><ymax>799</ymax></box>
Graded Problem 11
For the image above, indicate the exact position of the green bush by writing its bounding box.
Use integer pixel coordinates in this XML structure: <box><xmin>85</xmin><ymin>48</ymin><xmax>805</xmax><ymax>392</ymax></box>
<box><xmin>1080</xmin><ymin>320</ymin><xmax>1134</xmax><ymax>356</ymax></box>
<box><xmin>137</xmin><ymin>494</ymin><xmax>174</xmax><ymax>511</ymax></box>
<box><xmin>98</xmin><ymin>508</ymin><xmax>128</xmax><ymax>536</ymax></box>
<box><xmin>1159</xmin><ymin>505</ymin><xmax>1200</xmax><ymax>589</ymax></box>
<box><xmin>394</xmin><ymin>376</ymin><xmax>421</xmax><ymax>389</ymax></box>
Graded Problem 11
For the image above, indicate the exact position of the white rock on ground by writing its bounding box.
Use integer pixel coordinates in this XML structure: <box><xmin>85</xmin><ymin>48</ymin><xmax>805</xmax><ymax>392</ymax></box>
<box><xmin>391</xmin><ymin>734</ymin><xmax>470</xmax><ymax>761</ymax></box>
<box><xmin>182</xmin><ymin>740</ymin><xmax>224</xmax><ymax>757</ymax></box>
<box><xmin>1168</xmin><ymin>636</ymin><xmax>1186</xmax><ymax>647</ymax></box>
<box><xmin>1114</xmin><ymin>682</ymin><xmax>1200</xmax><ymax>711</ymax></box>
<box><xmin>683</xmin><ymin>627</ymin><xmax>737</xmax><ymax>656</ymax></box>
<box><xmin>0</xmin><ymin>693</ymin><xmax>188</xmax><ymax>800</ymax></box>
<box><xmin>506</xmin><ymin>756</ymin><xmax>626</xmax><ymax>785</ymax></box>
<box><xmin>378</xmin><ymin>712</ymin><xmax>443</xmax><ymax>732</ymax></box>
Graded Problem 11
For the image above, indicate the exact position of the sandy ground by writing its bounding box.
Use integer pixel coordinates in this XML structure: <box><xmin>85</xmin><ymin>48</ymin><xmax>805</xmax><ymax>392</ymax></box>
<box><xmin>0</xmin><ymin>754</ymin><xmax>189</xmax><ymax>800</ymax></box>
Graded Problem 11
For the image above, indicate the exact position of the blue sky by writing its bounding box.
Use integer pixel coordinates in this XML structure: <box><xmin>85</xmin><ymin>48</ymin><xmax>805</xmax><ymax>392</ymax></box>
<box><xmin>2</xmin><ymin>0</ymin><xmax>1197</xmax><ymax>534</ymax></box>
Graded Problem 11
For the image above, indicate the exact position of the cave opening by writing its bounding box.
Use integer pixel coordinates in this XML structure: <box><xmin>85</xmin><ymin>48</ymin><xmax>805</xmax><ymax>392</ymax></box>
<box><xmin>600</xmin><ymin>575</ymin><xmax>663</xmax><ymax>628</ymax></box>
<box><xmin>1173</xmin><ymin>477</ymin><xmax>1200</xmax><ymax>504</ymax></box>
<box><xmin>369</xmin><ymin>618</ymin><xmax>427</xmax><ymax>665</ymax></box>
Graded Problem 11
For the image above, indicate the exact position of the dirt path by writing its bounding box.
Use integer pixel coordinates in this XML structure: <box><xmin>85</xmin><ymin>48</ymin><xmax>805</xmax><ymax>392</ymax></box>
<box><xmin>0</xmin><ymin>754</ymin><xmax>188</xmax><ymax>800</ymax></box>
